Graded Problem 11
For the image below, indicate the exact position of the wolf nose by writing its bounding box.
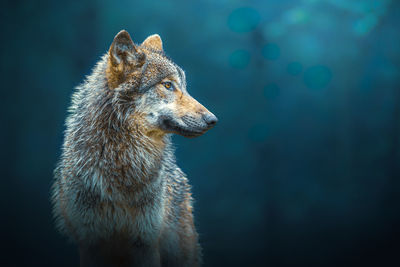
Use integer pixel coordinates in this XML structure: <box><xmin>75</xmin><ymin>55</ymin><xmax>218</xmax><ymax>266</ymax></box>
<box><xmin>203</xmin><ymin>113</ymin><xmax>218</xmax><ymax>126</ymax></box>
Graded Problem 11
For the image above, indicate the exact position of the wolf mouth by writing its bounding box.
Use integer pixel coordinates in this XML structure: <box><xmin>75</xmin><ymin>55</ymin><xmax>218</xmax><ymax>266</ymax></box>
<box><xmin>160</xmin><ymin>117</ymin><xmax>207</xmax><ymax>138</ymax></box>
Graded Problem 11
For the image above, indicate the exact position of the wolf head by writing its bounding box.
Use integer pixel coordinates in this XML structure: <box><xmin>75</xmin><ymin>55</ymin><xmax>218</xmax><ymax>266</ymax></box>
<box><xmin>105</xmin><ymin>30</ymin><xmax>217</xmax><ymax>139</ymax></box>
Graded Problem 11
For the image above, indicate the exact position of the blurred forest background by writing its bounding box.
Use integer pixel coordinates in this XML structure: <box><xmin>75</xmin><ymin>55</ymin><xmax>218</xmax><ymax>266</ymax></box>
<box><xmin>1</xmin><ymin>0</ymin><xmax>399</xmax><ymax>266</ymax></box>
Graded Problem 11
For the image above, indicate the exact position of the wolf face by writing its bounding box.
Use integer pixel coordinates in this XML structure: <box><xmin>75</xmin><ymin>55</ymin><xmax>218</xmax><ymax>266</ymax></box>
<box><xmin>106</xmin><ymin>30</ymin><xmax>217</xmax><ymax>139</ymax></box>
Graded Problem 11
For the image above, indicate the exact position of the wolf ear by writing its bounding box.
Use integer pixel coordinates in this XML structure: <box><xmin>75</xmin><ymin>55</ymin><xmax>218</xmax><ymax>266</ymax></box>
<box><xmin>107</xmin><ymin>30</ymin><xmax>146</xmax><ymax>89</ymax></box>
<box><xmin>141</xmin><ymin>34</ymin><xmax>163</xmax><ymax>51</ymax></box>
<box><xmin>108</xmin><ymin>30</ymin><xmax>145</xmax><ymax>68</ymax></box>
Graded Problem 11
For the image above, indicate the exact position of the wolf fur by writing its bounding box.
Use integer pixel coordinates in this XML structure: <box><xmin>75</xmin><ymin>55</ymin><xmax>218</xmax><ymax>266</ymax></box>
<box><xmin>51</xmin><ymin>30</ymin><xmax>217</xmax><ymax>267</ymax></box>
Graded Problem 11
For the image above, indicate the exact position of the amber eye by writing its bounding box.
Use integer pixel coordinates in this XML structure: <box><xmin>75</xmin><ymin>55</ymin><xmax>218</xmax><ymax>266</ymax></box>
<box><xmin>162</xmin><ymin>81</ymin><xmax>173</xmax><ymax>90</ymax></box>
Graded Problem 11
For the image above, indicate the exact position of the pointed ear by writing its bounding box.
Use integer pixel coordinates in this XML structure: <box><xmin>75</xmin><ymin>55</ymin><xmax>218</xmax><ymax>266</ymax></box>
<box><xmin>107</xmin><ymin>30</ymin><xmax>146</xmax><ymax>89</ymax></box>
<box><xmin>141</xmin><ymin>34</ymin><xmax>163</xmax><ymax>51</ymax></box>
<box><xmin>108</xmin><ymin>30</ymin><xmax>145</xmax><ymax>67</ymax></box>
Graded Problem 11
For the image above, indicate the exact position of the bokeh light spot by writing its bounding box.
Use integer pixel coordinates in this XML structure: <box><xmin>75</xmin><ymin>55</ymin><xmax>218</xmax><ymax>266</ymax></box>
<box><xmin>303</xmin><ymin>65</ymin><xmax>332</xmax><ymax>89</ymax></box>
<box><xmin>263</xmin><ymin>83</ymin><xmax>280</xmax><ymax>98</ymax></box>
<box><xmin>284</xmin><ymin>8</ymin><xmax>309</xmax><ymax>25</ymax></box>
<box><xmin>264</xmin><ymin>22</ymin><xmax>286</xmax><ymax>38</ymax></box>
<box><xmin>287</xmin><ymin>62</ymin><xmax>303</xmax><ymax>75</ymax></box>
<box><xmin>229</xmin><ymin>49</ymin><xmax>250</xmax><ymax>69</ymax></box>
<box><xmin>228</xmin><ymin>7</ymin><xmax>260</xmax><ymax>33</ymax></box>
<box><xmin>353</xmin><ymin>14</ymin><xmax>378</xmax><ymax>36</ymax></box>
<box><xmin>262</xmin><ymin>43</ymin><xmax>280</xmax><ymax>60</ymax></box>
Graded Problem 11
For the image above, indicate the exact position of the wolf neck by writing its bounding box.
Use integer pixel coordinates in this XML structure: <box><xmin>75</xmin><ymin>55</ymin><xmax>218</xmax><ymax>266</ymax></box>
<box><xmin>71</xmin><ymin>55</ymin><xmax>172</xmax><ymax>200</ymax></box>
<box><xmin>82</xmin><ymin>112</ymin><xmax>171</xmax><ymax>200</ymax></box>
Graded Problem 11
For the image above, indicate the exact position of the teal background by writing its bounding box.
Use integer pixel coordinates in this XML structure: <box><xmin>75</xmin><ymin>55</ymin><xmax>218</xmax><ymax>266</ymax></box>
<box><xmin>1</xmin><ymin>0</ymin><xmax>400</xmax><ymax>266</ymax></box>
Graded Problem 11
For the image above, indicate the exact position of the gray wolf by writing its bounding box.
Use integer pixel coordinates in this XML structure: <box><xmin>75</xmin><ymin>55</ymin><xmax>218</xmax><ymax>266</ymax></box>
<box><xmin>51</xmin><ymin>30</ymin><xmax>217</xmax><ymax>267</ymax></box>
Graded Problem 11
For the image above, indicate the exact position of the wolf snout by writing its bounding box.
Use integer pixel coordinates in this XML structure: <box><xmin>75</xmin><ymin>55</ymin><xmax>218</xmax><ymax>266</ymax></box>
<box><xmin>202</xmin><ymin>113</ymin><xmax>218</xmax><ymax>127</ymax></box>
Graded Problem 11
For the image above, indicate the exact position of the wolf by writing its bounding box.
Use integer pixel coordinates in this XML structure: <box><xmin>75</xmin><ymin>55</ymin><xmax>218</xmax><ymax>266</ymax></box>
<box><xmin>51</xmin><ymin>30</ymin><xmax>217</xmax><ymax>267</ymax></box>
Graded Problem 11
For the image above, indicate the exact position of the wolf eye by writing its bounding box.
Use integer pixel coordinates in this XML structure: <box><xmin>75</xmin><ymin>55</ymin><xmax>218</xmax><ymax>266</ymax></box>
<box><xmin>162</xmin><ymin>81</ymin><xmax>174</xmax><ymax>90</ymax></box>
